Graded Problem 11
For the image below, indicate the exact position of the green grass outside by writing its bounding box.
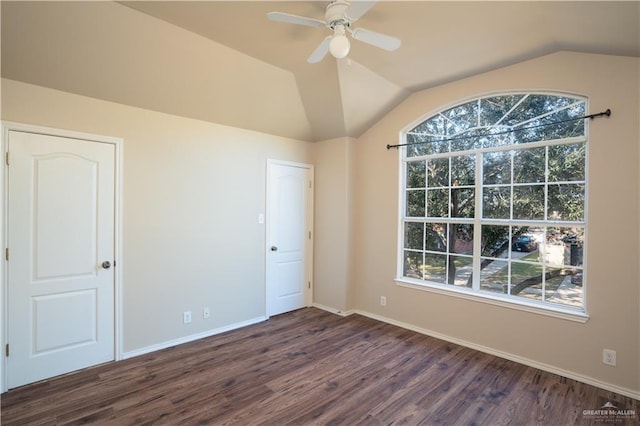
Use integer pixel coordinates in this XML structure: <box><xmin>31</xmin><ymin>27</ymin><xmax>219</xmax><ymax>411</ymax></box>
<box><xmin>420</xmin><ymin>254</ymin><xmax>472</xmax><ymax>276</ymax></box>
<box><xmin>483</xmin><ymin>250</ymin><xmax>565</xmax><ymax>292</ymax></box>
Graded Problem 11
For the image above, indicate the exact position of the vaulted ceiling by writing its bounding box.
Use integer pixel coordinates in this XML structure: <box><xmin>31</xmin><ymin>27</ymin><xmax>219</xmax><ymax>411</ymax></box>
<box><xmin>2</xmin><ymin>1</ymin><xmax>639</xmax><ymax>142</ymax></box>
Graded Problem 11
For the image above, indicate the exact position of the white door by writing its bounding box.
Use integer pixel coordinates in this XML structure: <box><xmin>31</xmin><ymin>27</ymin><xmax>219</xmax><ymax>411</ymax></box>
<box><xmin>266</xmin><ymin>162</ymin><xmax>313</xmax><ymax>316</ymax></box>
<box><xmin>6</xmin><ymin>130</ymin><xmax>115</xmax><ymax>389</ymax></box>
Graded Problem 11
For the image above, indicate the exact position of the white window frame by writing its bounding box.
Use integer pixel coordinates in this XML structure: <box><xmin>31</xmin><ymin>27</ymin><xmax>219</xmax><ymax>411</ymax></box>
<box><xmin>395</xmin><ymin>92</ymin><xmax>590</xmax><ymax>323</ymax></box>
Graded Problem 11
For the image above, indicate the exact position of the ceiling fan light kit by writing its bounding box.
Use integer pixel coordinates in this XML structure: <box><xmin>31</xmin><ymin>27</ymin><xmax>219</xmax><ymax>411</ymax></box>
<box><xmin>267</xmin><ymin>0</ymin><xmax>401</xmax><ymax>63</ymax></box>
<box><xmin>329</xmin><ymin>24</ymin><xmax>350</xmax><ymax>59</ymax></box>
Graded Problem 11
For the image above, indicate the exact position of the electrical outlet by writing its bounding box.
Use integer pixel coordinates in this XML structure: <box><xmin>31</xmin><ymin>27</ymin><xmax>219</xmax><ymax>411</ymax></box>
<box><xmin>183</xmin><ymin>311</ymin><xmax>192</xmax><ymax>324</ymax></box>
<box><xmin>603</xmin><ymin>349</ymin><xmax>616</xmax><ymax>366</ymax></box>
<box><xmin>203</xmin><ymin>307</ymin><xmax>210</xmax><ymax>319</ymax></box>
<box><xmin>380</xmin><ymin>296</ymin><xmax>387</xmax><ymax>306</ymax></box>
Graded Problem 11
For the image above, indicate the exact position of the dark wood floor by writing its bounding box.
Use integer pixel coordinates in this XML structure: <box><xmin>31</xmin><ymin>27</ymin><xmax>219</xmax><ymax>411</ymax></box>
<box><xmin>2</xmin><ymin>308</ymin><xmax>638</xmax><ymax>425</ymax></box>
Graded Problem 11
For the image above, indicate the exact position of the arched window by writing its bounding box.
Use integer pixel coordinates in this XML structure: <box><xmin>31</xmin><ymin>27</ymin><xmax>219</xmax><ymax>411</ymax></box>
<box><xmin>399</xmin><ymin>93</ymin><xmax>587</xmax><ymax>314</ymax></box>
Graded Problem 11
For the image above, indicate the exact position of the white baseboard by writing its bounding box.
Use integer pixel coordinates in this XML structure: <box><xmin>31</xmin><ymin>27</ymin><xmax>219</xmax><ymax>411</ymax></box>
<box><xmin>353</xmin><ymin>309</ymin><xmax>640</xmax><ymax>401</ymax></box>
<box><xmin>121</xmin><ymin>315</ymin><xmax>267</xmax><ymax>360</ymax></box>
<box><xmin>311</xmin><ymin>302</ymin><xmax>354</xmax><ymax>317</ymax></box>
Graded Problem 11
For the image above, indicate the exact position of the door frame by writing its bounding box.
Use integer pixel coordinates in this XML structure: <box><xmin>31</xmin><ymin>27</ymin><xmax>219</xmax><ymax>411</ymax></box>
<box><xmin>265</xmin><ymin>159</ymin><xmax>314</xmax><ymax>317</ymax></box>
<box><xmin>0</xmin><ymin>121</ymin><xmax>124</xmax><ymax>392</ymax></box>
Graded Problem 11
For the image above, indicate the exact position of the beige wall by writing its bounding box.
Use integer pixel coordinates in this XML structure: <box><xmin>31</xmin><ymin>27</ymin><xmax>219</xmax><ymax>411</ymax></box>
<box><xmin>1</xmin><ymin>78</ymin><xmax>312</xmax><ymax>352</ymax></box>
<box><xmin>311</xmin><ymin>137</ymin><xmax>354</xmax><ymax>312</ymax></box>
<box><xmin>351</xmin><ymin>52</ymin><xmax>640</xmax><ymax>394</ymax></box>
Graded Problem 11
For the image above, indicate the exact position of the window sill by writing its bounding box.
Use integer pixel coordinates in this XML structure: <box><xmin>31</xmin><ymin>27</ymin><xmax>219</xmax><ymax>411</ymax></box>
<box><xmin>394</xmin><ymin>277</ymin><xmax>590</xmax><ymax>323</ymax></box>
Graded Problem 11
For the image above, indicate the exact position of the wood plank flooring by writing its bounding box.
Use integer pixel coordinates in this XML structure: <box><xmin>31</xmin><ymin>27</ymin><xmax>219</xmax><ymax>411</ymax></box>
<box><xmin>2</xmin><ymin>308</ymin><xmax>638</xmax><ymax>425</ymax></box>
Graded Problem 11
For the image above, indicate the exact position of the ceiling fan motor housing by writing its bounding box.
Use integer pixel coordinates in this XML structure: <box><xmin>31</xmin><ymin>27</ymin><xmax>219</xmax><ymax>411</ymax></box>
<box><xmin>325</xmin><ymin>0</ymin><xmax>351</xmax><ymax>28</ymax></box>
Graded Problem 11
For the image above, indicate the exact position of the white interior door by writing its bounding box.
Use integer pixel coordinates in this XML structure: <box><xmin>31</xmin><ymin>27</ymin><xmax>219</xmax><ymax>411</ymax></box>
<box><xmin>266</xmin><ymin>162</ymin><xmax>313</xmax><ymax>316</ymax></box>
<box><xmin>6</xmin><ymin>130</ymin><xmax>115</xmax><ymax>389</ymax></box>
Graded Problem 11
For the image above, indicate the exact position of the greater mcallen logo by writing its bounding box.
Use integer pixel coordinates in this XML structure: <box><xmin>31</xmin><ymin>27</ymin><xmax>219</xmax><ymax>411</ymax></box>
<box><xmin>582</xmin><ymin>401</ymin><xmax>637</xmax><ymax>422</ymax></box>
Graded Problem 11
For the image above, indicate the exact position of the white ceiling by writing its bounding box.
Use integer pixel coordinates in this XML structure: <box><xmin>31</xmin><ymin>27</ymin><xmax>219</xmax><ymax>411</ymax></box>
<box><xmin>3</xmin><ymin>1</ymin><xmax>639</xmax><ymax>142</ymax></box>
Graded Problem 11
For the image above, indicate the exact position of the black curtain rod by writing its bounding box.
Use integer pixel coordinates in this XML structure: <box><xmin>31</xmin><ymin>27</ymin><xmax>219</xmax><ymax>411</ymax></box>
<box><xmin>386</xmin><ymin>108</ymin><xmax>611</xmax><ymax>150</ymax></box>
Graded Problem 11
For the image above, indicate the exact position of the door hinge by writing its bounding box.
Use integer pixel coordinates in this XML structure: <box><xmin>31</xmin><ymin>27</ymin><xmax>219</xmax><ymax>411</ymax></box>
<box><xmin>309</xmin><ymin>180</ymin><xmax>312</xmax><ymax>188</ymax></box>
<box><xmin>5</xmin><ymin>248</ymin><xmax>8</xmax><ymax>261</ymax></box>
<box><xmin>5</xmin><ymin>152</ymin><xmax>8</xmax><ymax>166</ymax></box>
<box><xmin>5</xmin><ymin>344</ymin><xmax>8</xmax><ymax>357</ymax></box>
<box><xmin>308</xmin><ymin>231</ymin><xmax>311</xmax><ymax>239</ymax></box>
<box><xmin>308</xmin><ymin>281</ymin><xmax>311</xmax><ymax>289</ymax></box>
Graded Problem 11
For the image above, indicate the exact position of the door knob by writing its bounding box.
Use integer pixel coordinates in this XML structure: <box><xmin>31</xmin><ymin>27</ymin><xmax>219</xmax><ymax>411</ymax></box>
<box><xmin>270</xmin><ymin>246</ymin><xmax>278</xmax><ymax>252</ymax></box>
<box><xmin>102</xmin><ymin>261</ymin><xmax>112</xmax><ymax>269</ymax></box>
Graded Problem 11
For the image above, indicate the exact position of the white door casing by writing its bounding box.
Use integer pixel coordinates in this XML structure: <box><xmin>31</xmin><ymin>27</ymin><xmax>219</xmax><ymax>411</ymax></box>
<box><xmin>3</xmin><ymin>124</ymin><xmax>122</xmax><ymax>390</ymax></box>
<box><xmin>266</xmin><ymin>161</ymin><xmax>313</xmax><ymax>317</ymax></box>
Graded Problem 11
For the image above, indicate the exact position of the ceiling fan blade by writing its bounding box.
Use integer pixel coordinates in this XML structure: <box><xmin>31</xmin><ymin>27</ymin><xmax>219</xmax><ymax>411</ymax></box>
<box><xmin>351</xmin><ymin>27</ymin><xmax>401</xmax><ymax>51</ymax></box>
<box><xmin>344</xmin><ymin>0</ymin><xmax>377</xmax><ymax>22</ymax></box>
<box><xmin>267</xmin><ymin>12</ymin><xmax>326</xmax><ymax>28</ymax></box>
<box><xmin>307</xmin><ymin>36</ymin><xmax>331</xmax><ymax>63</ymax></box>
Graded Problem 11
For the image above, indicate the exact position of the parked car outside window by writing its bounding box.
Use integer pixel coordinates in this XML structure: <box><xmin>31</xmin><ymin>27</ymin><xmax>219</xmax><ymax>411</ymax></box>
<box><xmin>511</xmin><ymin>235</ymin><xmax>538</xmax><ymax>252</ymax></box>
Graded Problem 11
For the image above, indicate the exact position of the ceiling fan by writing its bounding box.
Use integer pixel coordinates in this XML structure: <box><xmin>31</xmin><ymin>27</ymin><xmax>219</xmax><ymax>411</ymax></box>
<box><xmin>267</xmin><ymin>0</ymin><xmax>401</xmax><ymax>63</ymax></box>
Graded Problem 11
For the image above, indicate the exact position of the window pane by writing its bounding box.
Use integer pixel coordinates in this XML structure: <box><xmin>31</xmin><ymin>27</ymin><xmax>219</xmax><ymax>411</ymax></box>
<box><xmin>429</xmin><ymin>140</ymin><xmax>449</xmax><ymax>155</ymax></box>
<box><xmin>427</xmin><ymin>158</ymin><xmax>449</xmax><ymax>187</ymax></box>
<box><xmin>513</xmin><ymin>147</ymin><xmax>545</xmax><ymax>183</ymax></box>
<box><xmin>513</xmin><ymin>185</ymin><xmax>544</xmax><ymax>220</ymax></box>
<box><xmin>548</xmin><ymin>184</ymin><xmax>585</xmax><ymax>221</ymax></box>
<box><xmin>519</xmin><ymin>117</ymin><xmax>584</xmax><ymax>143</ymax></box>
<box><xmin>511</xmin><ymin>233</ymin><xmax>539</xmax><ymax>254</ymax></box>
<box><xmin>514</xmin><ymin>238</ymin><xmax>542</xmax><ymax>262</ymax></box>
<box><xmin>543</xmin><ymin>266</ymin><xmax>566</xmax><ymax>297</ymax></box>
<box><xmin>441</xmin><ymin>101</ymin><xmax>478</xmax><ymax>134</ymax></box>
<box><xmin>427</xmin><ymin>189</ymin><xmax>449</xmax><ymax>217</ymax></box>
<box><xmin>548</xmin><ymin>143</ymin><xmax>586</xmax><ymax>182</ymax></box>
<box><xmin>406</xmin><ymin>190</ymin><xmax>425</xmax><ymax>217</ymax></box>
<box><xmin>406</xmin><ymin>134</ymin><xmax>449</xmax><ymax>157</ymax></box>
<box><xmin>568</xmin><ymin>267</ymin><xmax>583</xmax><ymax>288</ymax></box>
<box><xmin>564</xmin><ymin>234</ymin><xmax>584</xmax><ymax>268</ymax></box>
<box><xmin>406</xmin><ymin>161</ymin><xmax>426</xmax><ymax>188</ymax></box>
<box><xmin>406</xmin><ymin>133</ymin><xmax>430</xmax><ymax>157</ymax></box>
<box><xmin>452</xmin><ymin>188</ymin><xmax>475</xmax><ymax>218</ymax></box>
<box><xmin>543</xmin><ymin>267</ymin><xmax>583</xmax><ymax>308</ymax></box>
<box><xmin>411</xmin><ymin>114</ymin><xmax>446</xmax><ymax>136</ymax></box>
<box><xmin>451</xmin><ymin>130</ymin><xmax>480</xmax><ymax>151</ymax></box>
<box><xmin>404</xmin><ymin>251</ymin><xmax>424</xmax><ymax>279</ymax></box>
<box><xmin>517</xmin><ymin>107</ymin><xmax>586</xmax><ymax>143</ymax></box>
<box><xmin>426</xmin><ymin>223</ymin><xmax>447</xmax><ymax>252</ymax></box>
<box><xmin>511</xmin><ymin>225</ymin><xmax>531</xmax><ymax>240</ymax></box>
<box><xmin>483</xmin><ymin>151</ymin><xmax>511</xmax><ymax>185</ymax></box>
<box><xmin>449</xmin><ymin>255</ymin><xmax>473</xmax><ymax>287</ymax></box>
<box><xmin>479</xmin><ymin>95</ymin><xmax>525</xmax><ymax>127</ymax></box>
<box><xmin>483</xmin><ymin>186</ymin><xmax>511</xmax><ymax>219</ymax></box>
<box><xmin>544</xmin><ymin>227</ymin><xmax>584</xmax><ymax>267</ymax></box>
<box><xmin>479</xmin><ymin>131</ymin><xmax>512</xmax><ymax>149</ymax></box>
<box><xmin>404</xmin><ymin>222</ymin><xmax>424</xmax><ymax>250</ymax></box>
<box><xmin>504</xmin><ymin>94</ymin><xmax>578</xmax><ymax>126</ymax></box>
<box><xmin>449</xmin><ymin>223</ymin><xmax>474</xmax><ymax>254</ymax></box>
<box><xmin>424</xmin><ymin>253</ymin><xmax>446</xmax><ymax>283</ymax></box>
<box><xmin>481</xmin><ymin>225</ymin><xmax>511</xmax><ymax>258</ymax></box>
<box><xmin>480</xmin><ymin>260</ymin><xmax>509</xmax><ymax>294</ymax></box>
<box><xmin>511</xmin><ymin>262</ymin><xmax>544</xmax><ymax>301</ymax></box>
<box><xmin>451</xmin><ymin>155</ymin><xmax>475</xmax><ymax>186</ymax></box>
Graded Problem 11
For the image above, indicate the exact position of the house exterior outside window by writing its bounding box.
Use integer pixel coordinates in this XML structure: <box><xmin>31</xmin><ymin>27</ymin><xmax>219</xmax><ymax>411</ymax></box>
<box><xmin>398</xmin><ymin>92</ymin><xmax>588</xmax><ymax>316</ymax></box>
